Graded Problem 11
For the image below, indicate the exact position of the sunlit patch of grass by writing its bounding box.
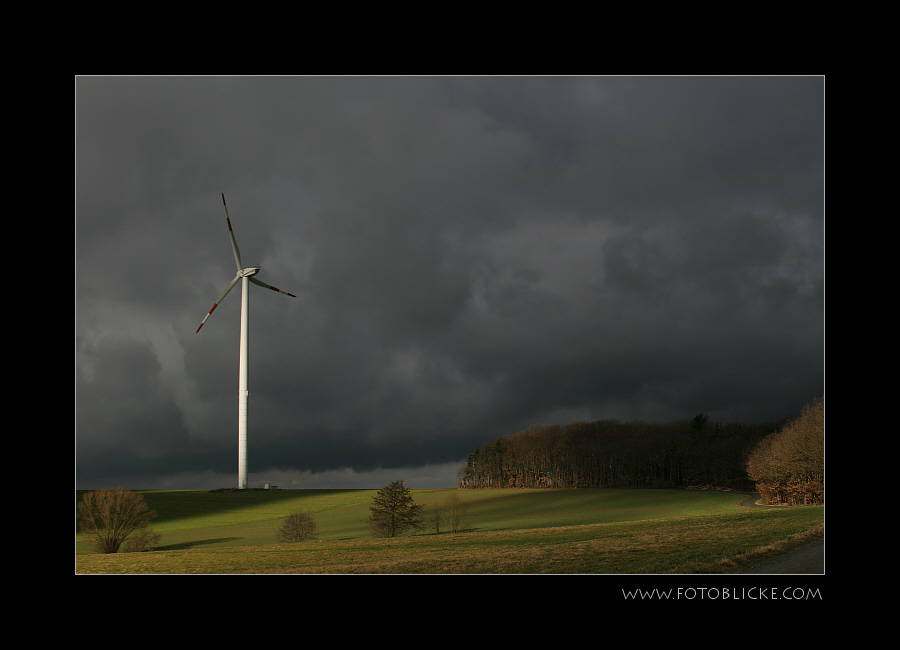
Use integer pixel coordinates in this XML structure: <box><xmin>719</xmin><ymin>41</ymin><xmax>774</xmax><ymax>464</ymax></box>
<box><xmin>76</xmin><ymin>505</ymin><xmax>823</xmax><ymax>575</ymax></box>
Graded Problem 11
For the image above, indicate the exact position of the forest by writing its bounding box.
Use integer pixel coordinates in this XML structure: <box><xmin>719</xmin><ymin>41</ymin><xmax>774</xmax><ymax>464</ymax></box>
<box><xmin>460</xmin><ymin>397</ymin><xmax>824</xmax><ymax>505</ymax></box>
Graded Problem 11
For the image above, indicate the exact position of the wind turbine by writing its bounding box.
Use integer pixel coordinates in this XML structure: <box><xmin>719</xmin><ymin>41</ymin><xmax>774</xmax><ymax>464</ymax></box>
<box><xmin>196</xmin><ymin>193</ymin><xmax>296</xmax><ymax>490</ymax></box>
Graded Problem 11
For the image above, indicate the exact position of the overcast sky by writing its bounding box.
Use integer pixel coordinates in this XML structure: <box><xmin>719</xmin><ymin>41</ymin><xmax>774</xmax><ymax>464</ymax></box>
<box><xmin>75</xmin><ymin>76</ymin><xmax>824</xmax><ymax>490</ymax></box>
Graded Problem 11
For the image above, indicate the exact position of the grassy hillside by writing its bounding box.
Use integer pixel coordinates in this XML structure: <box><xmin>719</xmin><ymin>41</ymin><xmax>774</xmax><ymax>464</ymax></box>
<box><xmin>74</xmin><ymin>488</ymin><xmax>824</xmax><ymax>574</ymax></box>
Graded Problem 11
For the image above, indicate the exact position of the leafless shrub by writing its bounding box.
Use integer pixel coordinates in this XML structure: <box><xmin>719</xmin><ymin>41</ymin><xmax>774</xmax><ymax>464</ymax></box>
<box><xmin>426</xmin><ymin>505</ymin><xmax>445</xmax><ymax>534</ymax></box>
<box><xmin>276</xmin><ymin>510</ymin><xmax>318</xmax><ymax>542</ymax></box>
<box><xmin>77</xmin><ymin>488</ymin><xmax>158</xmax><ymax>554</ymax></box>
<box><xmin>446</xmin><ymin>493</ymin><xmax>469</xmax><ymax>533</ymax></box>
<box><xmin>125</xmin><ymin>528</ymin><xmax>161</xmax><ymax>552</ymax></box>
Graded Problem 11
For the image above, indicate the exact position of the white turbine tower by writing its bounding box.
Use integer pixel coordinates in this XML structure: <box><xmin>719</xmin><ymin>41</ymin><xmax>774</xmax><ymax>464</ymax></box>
<box><xmin>196</xmin><ymin>193</ymin><xmax>296</xmax><ymax>490</ymax></box>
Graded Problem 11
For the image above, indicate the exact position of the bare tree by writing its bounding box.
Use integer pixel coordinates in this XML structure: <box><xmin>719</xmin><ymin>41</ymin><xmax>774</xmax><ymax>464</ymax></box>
<box><xmin>446</xmin><ymin>493</ymin><xmax>469</xmax><ymax>533</ymax></box>
<box><xmin>368</xmin><ymin>480</ymin><xmax>424</xmax><ymax>538</ymax></box>
<box><xmin>77</xmin><ymin>488</ymin><xmax>158</xmax><ymax>554</ymax></box>
<box><xmin>426</xmin><ymin>504</ymin><xmax>445</xmax><ymax>534</ymax></box>
<box><xmin>276</xmin><ymin>511</ymin><xmax>318</xmax><ymax>542</ymax></box>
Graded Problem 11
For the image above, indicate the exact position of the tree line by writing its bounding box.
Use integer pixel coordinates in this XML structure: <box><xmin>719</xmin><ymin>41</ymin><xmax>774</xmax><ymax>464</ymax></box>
<box><xmin>746</xmin><ymin>397</ymin><xmax>823</xmax><ymax>505</ymax></box>
<box><xmin>459</xmin><ymin>398</ymin><xmax>823</xmax><ymax>501</ymax></box>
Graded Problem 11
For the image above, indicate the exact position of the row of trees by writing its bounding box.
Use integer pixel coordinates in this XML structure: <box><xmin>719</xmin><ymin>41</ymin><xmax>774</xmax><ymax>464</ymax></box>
<box><xmin>459</xmin><ymin>413</ymin><xmax>790</xmax><ymax>491</ymax></box>
<box><xmin>746</xmin><ymin>398</ymin><xmax>824</xmax><ymax>505</ymax></box>
<box><xmin>459</xmin><ymin>399</ymin><xmax>824</xmax><ymax>504</ymax></box>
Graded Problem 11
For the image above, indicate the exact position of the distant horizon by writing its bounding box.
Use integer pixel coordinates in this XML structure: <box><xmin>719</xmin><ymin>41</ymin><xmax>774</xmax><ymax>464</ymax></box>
<box><xmin>75</xmin><ymin>400</ymin><xmax>818</xmax><ymax>492</ymax></box>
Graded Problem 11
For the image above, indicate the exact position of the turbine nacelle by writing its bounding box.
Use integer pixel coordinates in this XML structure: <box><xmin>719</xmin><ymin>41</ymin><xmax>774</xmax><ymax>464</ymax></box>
<box><xmin>195</xmin><ymin>195</ymin><xmax>295</xmax><ymax>335</ymax></box>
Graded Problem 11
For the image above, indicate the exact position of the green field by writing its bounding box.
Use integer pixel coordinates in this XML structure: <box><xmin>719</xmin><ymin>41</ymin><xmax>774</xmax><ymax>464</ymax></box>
<box><xmin>74</xmin><ymin>488</ymin><xmax>824</xmax><ymax>574</ymax></box>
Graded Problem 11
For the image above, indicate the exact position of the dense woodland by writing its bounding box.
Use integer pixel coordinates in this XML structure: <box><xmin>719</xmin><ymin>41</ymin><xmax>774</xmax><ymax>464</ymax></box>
<box><xmin>460</xmin><ymin>398</ymin><xmax>824</xmax><ymax>504</ymax></box>
<box><xmin>746</xmin><ymin>398</ymin><xmax>824</xmax><ymax>505</ymax></box>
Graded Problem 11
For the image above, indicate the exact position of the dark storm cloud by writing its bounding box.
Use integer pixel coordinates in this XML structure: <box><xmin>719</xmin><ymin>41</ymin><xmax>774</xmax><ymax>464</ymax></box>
<box><xmin>75</xmin><ymin>75</ymin><xmax>824</xmax><ymax>489</ymax></box>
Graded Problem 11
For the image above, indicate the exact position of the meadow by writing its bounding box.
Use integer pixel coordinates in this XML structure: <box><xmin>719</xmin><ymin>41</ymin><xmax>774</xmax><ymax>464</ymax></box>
<box><xmin>74</xmin><ymin>488</ymin><xmax>824</xmax><ymax>574</ymax></box>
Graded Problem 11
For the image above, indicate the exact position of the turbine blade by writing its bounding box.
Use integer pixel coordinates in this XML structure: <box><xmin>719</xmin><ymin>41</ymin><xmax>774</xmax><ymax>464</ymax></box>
<box><xmin>223</xmin><ymin>193</ymin><xmax>242</xmax><ymax>271</ymax></box>
<box><xmin>250</xmin><ymin>276</ymin><xmax>297</xmax><ymax>297</ymax></box>
<box><xmin>196</xmin><ymin>274</ymin><xmax>241</xmax><ymax>333</ymax></box>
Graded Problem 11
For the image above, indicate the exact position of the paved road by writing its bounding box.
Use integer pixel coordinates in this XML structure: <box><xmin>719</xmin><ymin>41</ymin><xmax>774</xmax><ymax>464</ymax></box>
<box><xmin>740</xmin><ymin>537</ymin><xmax>824</xmax><ymax>574</ymax></box>
<box><xmin>737</xmin><ymin>493</ymin><xmax>824</xmax><ymax>574</ymax></box>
